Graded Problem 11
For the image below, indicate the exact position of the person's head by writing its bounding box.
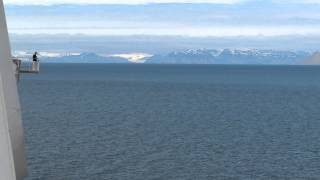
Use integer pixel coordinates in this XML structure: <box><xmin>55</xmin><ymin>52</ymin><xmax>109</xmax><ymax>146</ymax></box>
<box><xmin>34</xmin><ymin>52</ymin><xmax>38</xmax><ymax>55</ymax></box>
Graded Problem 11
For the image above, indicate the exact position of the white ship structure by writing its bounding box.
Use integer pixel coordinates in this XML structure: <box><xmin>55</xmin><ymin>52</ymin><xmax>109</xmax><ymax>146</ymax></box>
<box><xmin>0</xmin><ymin>0</ymin><xmax>39</xmax><ymax>179</ymax></box>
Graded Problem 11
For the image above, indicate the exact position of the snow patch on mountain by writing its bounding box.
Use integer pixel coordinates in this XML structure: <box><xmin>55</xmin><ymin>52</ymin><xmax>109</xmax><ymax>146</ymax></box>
<box><xmin>146</xmin><ymin>49</ymin><xmax>310</xmax><ymax>65</ymax></box>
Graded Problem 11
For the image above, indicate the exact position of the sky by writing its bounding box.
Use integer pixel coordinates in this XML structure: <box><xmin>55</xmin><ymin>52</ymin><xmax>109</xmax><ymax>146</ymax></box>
<box><xmin>3</xmin><ymin>0</ymin><xmax>260</xmax><ymax>5</ymax></box>
<box><xmin>4</xmin><ymin>0</ymin><xmax>320</xmax><ymax>37</ymax></box>
<box><xmin>3</xmin><ymin>0</ymin><xmax>320</xmax><ymax>5</ymax></box>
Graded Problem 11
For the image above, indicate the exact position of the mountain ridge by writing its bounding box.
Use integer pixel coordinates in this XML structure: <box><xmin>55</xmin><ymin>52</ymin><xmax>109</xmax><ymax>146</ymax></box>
<box><xmin>145</xmin><ymin>49</ymin><xmax>310</xmax><ymax>65</ymax></box>
<box><xmin>42</xmin><ymin>52</ymin><xmax>130</xmax><ymax>63</ymax></box>
<box><xmin>302</xmin><ymin>52</ymin><xmax>320</xmax><ymax>65</ymax></box>
<box><xmin>28</xmin><ymin>49</ymin><xmax>315</xmax><ymax>64</ymax></box>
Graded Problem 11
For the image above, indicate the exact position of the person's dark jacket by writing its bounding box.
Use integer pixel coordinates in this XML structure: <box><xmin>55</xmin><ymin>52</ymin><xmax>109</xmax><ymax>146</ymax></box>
<box><xmin>33</xmin><ymin>54</ymin><xmax>38</xmax><ymax>62</ymax></box>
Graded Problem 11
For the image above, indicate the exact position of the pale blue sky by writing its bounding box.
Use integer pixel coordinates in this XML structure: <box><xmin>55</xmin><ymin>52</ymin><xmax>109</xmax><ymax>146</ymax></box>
<box><xmin>4</xmin><ymin>0</ymin><xmax>320</xmax><ymax>5</ymax></box>
<box><xmin>4</xmin><ymin>0</ymin><xmax>320</xmax><ymax>37</ymax></box>
<box><xmin>2</xmin><ymin>0</ymin><xmax>265</xmax><ymax>5</ymax></box>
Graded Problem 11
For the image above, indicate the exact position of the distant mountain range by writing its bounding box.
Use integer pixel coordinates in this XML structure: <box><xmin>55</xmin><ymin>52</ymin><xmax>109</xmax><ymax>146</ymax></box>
<box><xmin>43</xmin><ymin>53</ymin><xmax>130</xmax><ymax>63</ymax></box>
<box><xmin>302</xmin><ymin>52</ymin><xmax>320</xmax><ymax>65</ymax></box>
<box><xmin>37</xmin><ymin>49</ymin><xmax>314</xmax><ymax>65</ymax></box>
<box><xmin>145</xmin><ymin>49</ymin><xmax>310</xmax><ymax>65</ymax></box>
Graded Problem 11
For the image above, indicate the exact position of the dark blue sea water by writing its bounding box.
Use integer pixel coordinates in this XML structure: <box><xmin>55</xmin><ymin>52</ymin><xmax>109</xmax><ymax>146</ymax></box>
<box><xmin>19</xmin><ymin>64</ymin><xmax>320</xmax><ymax>180</ymax></box>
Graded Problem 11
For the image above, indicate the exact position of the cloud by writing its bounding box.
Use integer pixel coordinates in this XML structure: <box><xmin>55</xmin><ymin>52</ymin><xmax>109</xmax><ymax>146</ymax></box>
<box><xmin>8</xmin><ymin>26</ymin><xmax>320</xmax><ymax>37</ymax></box>
<box><xmin>278</xmin><ymin>0</ymin><xmax>320</xmax><ymax>4</ymax></box>
<box><xmin>5</xmin><ymin>0</ymin><xmax>320</xmax><ymax>5</ymax></box>
<box><xmin>5</xmin><ymin>0</ymin><xmax>320</xmax><ymax>37</ymax></box>
<box><xmin>4</xmin><ymin>0</ymin><xmax>250</xmax><ymax>5</ymax></box>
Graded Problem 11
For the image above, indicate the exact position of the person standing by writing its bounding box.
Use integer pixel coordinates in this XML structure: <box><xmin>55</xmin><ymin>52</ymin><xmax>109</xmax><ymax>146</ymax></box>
<box><xmin>32</xmin><ymin>52</ymin><xmax>38</xmax><ymax>62</ymax></box>
<box><xmin>32</xmin><ymin>52</ymin><xmax>39</xmax><ymax>71</ymax></box>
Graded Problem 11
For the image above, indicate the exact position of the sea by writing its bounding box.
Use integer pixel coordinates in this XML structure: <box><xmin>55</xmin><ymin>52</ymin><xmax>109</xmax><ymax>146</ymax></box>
<box><xmin>19</xmin><ymin>63</ymin><xmax>320</xmax><ymax>180</ymax></box>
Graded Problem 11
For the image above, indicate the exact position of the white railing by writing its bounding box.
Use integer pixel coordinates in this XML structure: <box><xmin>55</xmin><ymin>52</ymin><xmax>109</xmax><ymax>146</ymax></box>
<box><xmin>12</xmin><ymin>57</ymin><xmax>40</xmax><ymax>74</ymax></box>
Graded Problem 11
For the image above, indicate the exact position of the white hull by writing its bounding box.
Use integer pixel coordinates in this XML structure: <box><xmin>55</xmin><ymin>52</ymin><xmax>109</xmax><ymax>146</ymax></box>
<box><xmin>0</xmin><ymin>0</ymin><xmax>27</xmax><ymax>179</ymax></box>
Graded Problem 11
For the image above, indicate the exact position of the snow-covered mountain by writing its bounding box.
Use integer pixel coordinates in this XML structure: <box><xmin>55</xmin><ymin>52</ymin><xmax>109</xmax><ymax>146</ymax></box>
<box><xmin>145</xmin><ymin>49</ymin><xmax>310</xmax><ymax>65</ymax></box>
<box><xmin>302</xmin><ymin>52</ymin><xmax>320</xmax><ymax>65</ymax></box>
<box><xmin>42</xmin><ymin>53</ymin><xmax>130</xmax><ymax>63</ymax></box>
<box><xmin>23</xmin><ymin>49</ymin><xmax>311</xmax><ymax>64</ymax></box>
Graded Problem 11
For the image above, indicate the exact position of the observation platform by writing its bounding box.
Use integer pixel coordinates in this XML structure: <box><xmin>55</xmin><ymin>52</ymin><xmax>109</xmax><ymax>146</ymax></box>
<box><xmin>12</xmin><ymin>57</ymin><xmax>40</xmax><ymax>80</ymax></box>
